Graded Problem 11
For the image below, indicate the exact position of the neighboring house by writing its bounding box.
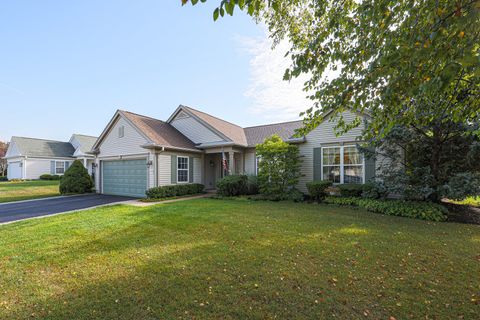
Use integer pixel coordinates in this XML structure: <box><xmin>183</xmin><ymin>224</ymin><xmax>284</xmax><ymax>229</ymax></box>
<box><xmin>91</xmin><ymin>105</ymin><xmax>375</xmax><ymax>197</ymax></box>
<box><xmin>4</xmin><ymin>134</ymin><xmax>98</xmax><ymax>180</ymax></box>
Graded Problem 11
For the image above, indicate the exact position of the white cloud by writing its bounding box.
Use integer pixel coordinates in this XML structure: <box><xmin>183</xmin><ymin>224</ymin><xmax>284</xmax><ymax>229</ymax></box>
<box><xmin>237</xmin><ymin>32</ymin><xmax>312</xmax><ymax>123</ymax></box>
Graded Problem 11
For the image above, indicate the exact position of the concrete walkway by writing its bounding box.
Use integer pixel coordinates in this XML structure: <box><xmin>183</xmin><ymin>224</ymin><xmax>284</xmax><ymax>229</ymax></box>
<box><xmin>123</xmin><ymin>193</ymin><xmax>214</xmax><ymax>207</ymax></box>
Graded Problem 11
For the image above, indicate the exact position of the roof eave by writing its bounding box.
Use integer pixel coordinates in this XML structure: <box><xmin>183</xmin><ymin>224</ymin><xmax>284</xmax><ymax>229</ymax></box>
<box><xmin>140</xmin><ymin>143</ymin><xmax>204</xmax><ymax>154</ymax></box>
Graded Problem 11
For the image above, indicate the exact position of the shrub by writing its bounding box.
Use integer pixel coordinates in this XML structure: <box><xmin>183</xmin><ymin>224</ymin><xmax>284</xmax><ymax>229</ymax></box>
<box><xmin>40</xmin><ymin>174</ymin><xmax>61</xmax><ymax>180</ymax></box>
<box><xmin>146</xmin><ymin>183</ymin><xmax>204</xmax><ymax>199</ymax></box>
<box><xmin>256</xmin><ymin>135</ymin><xmax>302</xmax><ymax>198</ymax></box>
<box><xmin>216</xmin><ymin>175</ymin><xmax>248</xmax><ymax>197</ymax></box>
<box><xmin>306</xmin><ymin>180</ymin><xmax>333</xmax><ymax>202</ymax></box>
<box><xmin>324</xmin><ymin>196</ymin><xmax>448</xmax><ymax>222</ymax></box>
<box><xmin>338</xmin><ymin>183</ymin><xmax>364</xmax><ymax>197</ymax></box>
<box><xmin>0</xmin><ymin>176</ymin><xmax>7</xmax><ymax>182</ymax></box>
<box><xmin>245</xmin><ymin>175</ymin><xmax>259</xmax><ymax>195</ymax></box>
<box><xmin>59</xmin><ymin>160</ymin><xmax>93</xmax><ymax>194</ymax></box>
<box><xmin>287</xmin><ymin>188</ymin><xmax>304</xmax><ymax>202</ymax></box>
<box><xmin>361</xmin><ymin>181</ymin><xmax>389</xmax><ymax>199</ymax></box>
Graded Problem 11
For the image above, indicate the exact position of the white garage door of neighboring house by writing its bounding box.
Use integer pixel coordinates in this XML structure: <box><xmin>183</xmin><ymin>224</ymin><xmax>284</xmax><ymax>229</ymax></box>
<box><xmin>102</xmin><ymin>159</ymin><xmax>148</xmax><ymax>198</ymax></box>
<box><xmin>7</xmin><ymin>161</ymin><xmax>22</xmax><ymax>180</ymax></box>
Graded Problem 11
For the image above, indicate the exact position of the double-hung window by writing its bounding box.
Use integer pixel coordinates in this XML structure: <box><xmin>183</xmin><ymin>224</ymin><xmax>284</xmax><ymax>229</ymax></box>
<box><xmin>177</xmin><ymin>156</ymin><xmax>189</xmax><ymax>183</ymax></box>
<box><xmin>322</xmin><ymin>145</ymin><xmax>364</xmax><ymax>184</ymax></box>
<box><xmin>55</xmin><ymin>161</ymin><xmax>65</xmax><ymax>175</ymax></box>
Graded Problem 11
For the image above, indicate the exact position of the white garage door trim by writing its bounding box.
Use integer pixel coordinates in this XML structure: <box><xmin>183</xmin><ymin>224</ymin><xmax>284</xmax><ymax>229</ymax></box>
<box><xmin>101</xmin><ymin>158</ymin><xmax>148</xmax><ymax>198</ymax></box>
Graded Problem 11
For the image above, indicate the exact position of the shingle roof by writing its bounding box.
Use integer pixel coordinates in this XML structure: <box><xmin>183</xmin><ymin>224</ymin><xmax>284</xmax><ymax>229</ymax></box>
<box><xmin>121</xmin><ymin>111</ymin><xmax>198</xmax><ymax>150</ymax></box>
<box><xmin>244</xmin><ymin>120</ymin><xmax>304</xmax><ymax>147</ymax></box>
<box><xmin>182</xmin><ymin>106</ymin><xmax>248</xmax><ymax>146</ymax></box>
<box><xmin>71</xmin><ymin>134</ymin><xmax>98</xmax><ymax>154</ymax></box>
<box><xmin>11</xmin><ymin>136</ymin><xmax>75</xmax><ymax>158</ymax></box>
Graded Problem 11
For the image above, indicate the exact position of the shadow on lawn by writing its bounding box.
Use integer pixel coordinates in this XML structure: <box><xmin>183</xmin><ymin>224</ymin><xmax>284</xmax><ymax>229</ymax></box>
<box><xmin>2</xmin><ymin>200</ymin><xmax>479</xmax><ymax>319</ymax></box>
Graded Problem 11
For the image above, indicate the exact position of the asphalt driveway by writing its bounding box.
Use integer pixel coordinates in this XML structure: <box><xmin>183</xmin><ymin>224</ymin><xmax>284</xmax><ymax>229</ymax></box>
<box><xmin>0</xmin><ymin>194</ymin><xmax>135</xmax><ymax>224</ymax></box>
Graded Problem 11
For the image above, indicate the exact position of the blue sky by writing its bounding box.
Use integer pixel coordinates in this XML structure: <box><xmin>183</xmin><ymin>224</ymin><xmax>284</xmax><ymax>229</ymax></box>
<box><xmin>0</xmin><ymin>1</ymin><xmax>310</xmax><ymax>142</ymax></box>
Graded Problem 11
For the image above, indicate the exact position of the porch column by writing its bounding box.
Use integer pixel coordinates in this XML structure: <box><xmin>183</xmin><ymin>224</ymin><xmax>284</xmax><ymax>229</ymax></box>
<box><xmin>229</xmin><ymin>152</ymin><xmax>235</xmax><ymax>175</ymax></box>
<box><xmin>83</xmin><ymin>158</ymin><xmax>87</xmax><ymax>168</ymax></box>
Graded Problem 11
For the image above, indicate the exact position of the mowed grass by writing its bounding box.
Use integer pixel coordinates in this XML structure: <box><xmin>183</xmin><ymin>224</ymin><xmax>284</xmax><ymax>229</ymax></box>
<box><xmin>0</xmin><ymin>199</ymin><xmax>479</xmax><ymax>319</ymax></box>
<box><xmin>0</xmin><ymin>180</ymin><xmax>60</xmax><ymax>203</ymax></box>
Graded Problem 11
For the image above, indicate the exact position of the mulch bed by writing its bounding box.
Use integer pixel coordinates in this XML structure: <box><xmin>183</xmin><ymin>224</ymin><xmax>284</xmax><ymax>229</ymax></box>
<box><xmin>442</xmin><ymin>201</ymin><xmax>480</xmax><ymax>225</ymax></box>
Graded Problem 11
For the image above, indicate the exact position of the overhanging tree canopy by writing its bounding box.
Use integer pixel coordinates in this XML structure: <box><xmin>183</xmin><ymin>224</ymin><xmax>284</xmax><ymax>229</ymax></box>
<box><xmin>184</xmin><ymin>0</ymin><xmax>480</xmax><ymax>140</ymax></box>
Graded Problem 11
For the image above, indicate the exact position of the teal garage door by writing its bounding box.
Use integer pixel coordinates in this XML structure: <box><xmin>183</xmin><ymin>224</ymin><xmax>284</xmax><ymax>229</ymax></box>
<box><xmin>102</xmin><ymin>159</ymin><xmax>147</xmax><ymax>197</ymax></box>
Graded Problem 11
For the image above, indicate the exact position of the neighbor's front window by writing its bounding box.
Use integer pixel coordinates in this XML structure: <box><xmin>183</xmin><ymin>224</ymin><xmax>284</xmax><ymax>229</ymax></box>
<box><xmin>322</xmin><ymin>146</ymin><xmax>363</xmax><ymax>184</ymax></box>
<box><xmin>177</xmin><ymin>156</ymin><xmax>189</xmax><ymax>183</ymax></box>
<box><xmin>55</xmin><ymin>161</ymin><xmax>65</xmax><ymax>174</ymax></box>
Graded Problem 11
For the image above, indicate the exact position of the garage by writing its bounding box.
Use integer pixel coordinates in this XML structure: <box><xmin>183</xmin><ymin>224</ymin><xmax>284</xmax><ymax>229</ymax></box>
<box><xmin>102</xmin><ymin>159</ymin><xmax>147</xmax><ymax>197</ymax></box>
<box><xmin>7</xmin><ymin>161</ymin><xmax>23</xmax><ymax>180</ymax></box>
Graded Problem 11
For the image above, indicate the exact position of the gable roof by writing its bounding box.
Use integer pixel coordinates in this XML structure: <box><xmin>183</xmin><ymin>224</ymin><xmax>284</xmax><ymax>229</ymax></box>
<box><xmin>71</xmin><ymin>134</ymin><xmax>98</xmax><ymax>154</ymax></box>
<box><xmin>170</xmin><ymin>105</ymin><xmax>248</xmax><ymax>146</ymax></box>
<box><xmin>10</xmin><ymin>136</ymin><xmax>75</xmax><ymax>158</ymax></box>
<box><xmin>120</xmin><ymin>111</ymin><xmax>198</xmax><ymax>151</ymax></box>
<box><xmin>244</xmin><ymin>120</ymin><xmax>304</xmax><ymax>147</ymax></box>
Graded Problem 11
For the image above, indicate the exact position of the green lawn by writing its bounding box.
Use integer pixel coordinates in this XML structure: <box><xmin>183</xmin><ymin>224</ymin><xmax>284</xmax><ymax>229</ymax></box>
<box><xmin>0</xmin><ymin>199</ymin><xmax>478</xmax><ymax>319</ymax></box>
<box><xmin>0</xmin><ymin>180</ymin><xmax>60</xmax><ymax>203</ymax></box>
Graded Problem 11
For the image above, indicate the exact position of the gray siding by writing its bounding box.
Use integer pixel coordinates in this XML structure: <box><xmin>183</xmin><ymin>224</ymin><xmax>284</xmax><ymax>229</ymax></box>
<box><xmin>96</xmin><ymin>116</ymin><xmax>152</xmax><ymax>192</ymax></box>
<box><xmin>297</xmin><ymin>111</ymin><xmax>364</xmax><ymax>193</ymax></box>
<box><xmin>244</xmin><ymin>149</ymin><xmax>256</xmax><ymax>175</ymax></box>
<box><xmin>156</xmin><ymin>151</ymin><xmax>202</xmax><ymax>186</ymax></box>
<box><xmin>158</xmin><ymin>154</ymin><xmax>172</xmax><ymax>186</ymax></box>
<box><xmin>193</xmin><ymin>158</ymin><xmax>202</xmax><ymax>183</ymax></box>
<box><xmin>98</xmin><ymin>117</ymin><xmax>149</xmax><ymax>157</ymax></box>
<box><xmin>171</xmin><ymin>115</ymin><xmax>224</xmax><ymax>144</ymax></box>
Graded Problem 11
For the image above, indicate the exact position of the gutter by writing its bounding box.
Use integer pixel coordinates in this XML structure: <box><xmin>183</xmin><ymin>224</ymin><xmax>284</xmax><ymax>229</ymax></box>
<box><xmin>285</xmin><ymin>137</ymin><xmax>306</xmax><ymax>144</ymax></box>
<box><xmin>140</xmin><ymin>144</ymin><xmax>204</xmax><ymax>154</ymax></box>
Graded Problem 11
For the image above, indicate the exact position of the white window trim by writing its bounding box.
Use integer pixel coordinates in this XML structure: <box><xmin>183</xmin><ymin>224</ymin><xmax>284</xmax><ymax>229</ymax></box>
<box><xmin>177</xmin><ymin>156</ymin><xmax>189</xmax><ymax>184</ymax></box>
<box><xmin>255</xmin><ymin>156</ymin><xmax>261</xmax><ymax>175</ymax></box>
<box><xmin>321</xmin><ymin>145</ymin><xmax>365</xmax><ymax>184</ymax></box>
<box><xmin>55</xmin><ymin>160</ymin><xmax>66</xmax><ymax>175</ymax></box>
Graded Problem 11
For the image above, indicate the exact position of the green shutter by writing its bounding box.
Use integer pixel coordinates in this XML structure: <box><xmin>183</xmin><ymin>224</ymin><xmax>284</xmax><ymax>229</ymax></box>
<box><xmin>189</xmin><ymin>157</ymin><xmax>194</xmax><ymax>183</ymax></box>
<box><xmin>171</xmin><ymin>155</ymin><xmax>177</xmax><ymax>184</ymax></box>
<box><xmin>364</xmin><ymin>147</ymin><xmax>376</xmax><ymax>182</ymax></box>
<box><xmin>313</xmin><ymin>147</ymin><xmax>322</xmax><ymax>181</ymax></box>
<box><xmin>50</xmin><ymin>161</ymin><xmax>55</xmax><ymax>174</ymax></box>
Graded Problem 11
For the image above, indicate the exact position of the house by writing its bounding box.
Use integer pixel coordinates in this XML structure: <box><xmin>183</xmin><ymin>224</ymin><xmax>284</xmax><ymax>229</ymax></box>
<box><xmin>4</xmin><ymin>134</ymin><xmax>98</xmax><ymax>180</ymax></box>
<box><xmin>91</xmin><ymin>105</ymin><xmax>375</xmax><ymax>197</ymax></box>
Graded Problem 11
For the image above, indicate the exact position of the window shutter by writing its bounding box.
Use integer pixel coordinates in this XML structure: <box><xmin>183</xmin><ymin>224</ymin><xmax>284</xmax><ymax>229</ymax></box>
<box><xmin>50</xmin><ymin>161</ymin><xmax>55</xmax><ymax>174</ymax></box>
<box><xmin>313</xmin><ymin>147</ymin><xmax>322</xmax><ymax>181</ymax></box>
<box><xmin>65</xmin><ymin>161</ymin><xmax>70</xmax><ymax>171</ymax></box>
<box><xmin>189</xmin><ymin>157</ymin><xmax>194</xmax><ymax>183</ymax></box>
<box><xmin>171</xmin><ymin>155</ymin><xmax>177</xmax><ymax>184</ymax></box>
<box><xmin>364</xmin><ymin>147</ymin><xmax>376</xmax><ymax>182</ymax></box>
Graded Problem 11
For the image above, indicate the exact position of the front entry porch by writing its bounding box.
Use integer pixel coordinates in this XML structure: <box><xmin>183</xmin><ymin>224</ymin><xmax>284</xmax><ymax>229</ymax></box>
<box><xmin>203</xmin><ymin>149</ymin><xmax>244</xmax><ymax>190</ymax></box>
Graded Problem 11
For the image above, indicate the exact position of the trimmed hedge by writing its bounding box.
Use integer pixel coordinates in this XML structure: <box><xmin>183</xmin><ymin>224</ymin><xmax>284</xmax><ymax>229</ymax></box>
<box><xmin>216</xmin><ymin>175</ymin><xmax>259</xmax><ymax>197</ymax></box>
<box><xmin>306</xmin><ymin>180</ymin><xmax>333</xmax><ymax>202</ymax></box>
<box><xmin>338</xmin><ymin>183</ymin><xmax>364</xmax><ymax>197</ymax></box>
<box><xmin>40</xmin><ymin>174</ymin><xmax>61</xmax><ymax>180</ymax></box>
<box><xmin>324</xmin><ymin>196</ymin><xmax>448</xmax><ymax>222</ymax></box>
<box><xmin>146</xmin><ymin>183</ymin><xmax>204</xmax><ymax>199</ymax></box>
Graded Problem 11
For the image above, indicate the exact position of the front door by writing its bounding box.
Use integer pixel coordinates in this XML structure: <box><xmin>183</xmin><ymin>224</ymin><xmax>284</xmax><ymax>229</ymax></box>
<box><xmin>205</xmin><ymin>154</ymin><xmax>221</xmax><ymax>189</ymax></box>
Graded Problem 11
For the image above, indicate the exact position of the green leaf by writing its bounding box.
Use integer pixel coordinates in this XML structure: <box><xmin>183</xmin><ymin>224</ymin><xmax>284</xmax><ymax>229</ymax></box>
<box><xmin>213</xmin><ymin>8</ymin><xmax>219</xmax><ymax>21</ymax></box>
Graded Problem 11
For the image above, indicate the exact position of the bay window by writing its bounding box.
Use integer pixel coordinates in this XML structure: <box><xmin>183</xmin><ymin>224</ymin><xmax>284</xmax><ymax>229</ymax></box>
<box><xmin>321</xmin><ymin>145</ymin><xmax>364</xmax><ymax>184</ymax></box>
